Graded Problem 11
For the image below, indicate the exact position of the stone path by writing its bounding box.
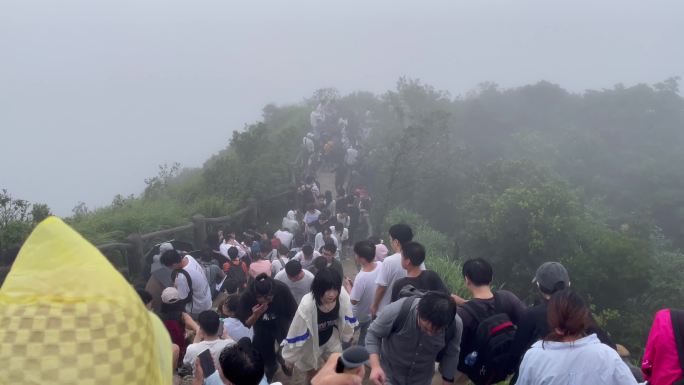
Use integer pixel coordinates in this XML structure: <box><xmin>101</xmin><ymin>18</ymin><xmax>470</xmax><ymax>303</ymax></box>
<box><xmin>316</xmin><ymin>170</ymin><xmax>336</xmax><ymax>197</ymax></box>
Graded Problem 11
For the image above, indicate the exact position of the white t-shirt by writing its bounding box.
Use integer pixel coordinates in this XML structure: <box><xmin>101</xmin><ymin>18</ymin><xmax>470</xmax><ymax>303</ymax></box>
<box><xmin>274</xmin><ymin>230</ymin><xmax>293</xmax><ymax>249</ymax></box>
<box><xmin>275</xmin><ymin>269</ymin><xmax>315</xmax><ymax>304</ymax></box>
<box><xmin>176</xmin><ymin>255</ymin><xmax>213</xmax><ymax>314</ymax></box>
<box><xmin>350</xmin><ymin>262</ymin><xmax>382</xmax><ymax>323</ymax></box>
<box><xmin>345</xmin><ymin>147</ymin><xmax>358</xmax><ymax>166</ymax></box>
<box><xmin>223</xmin><ymin>317</ymin><xmax>253</xmax><ymax>342</ymax></box>
<box><xmin>303</xmin><ymin>209</ymin><xmax>321</xmax><ymax>225</ymax></box>
<box><xmin>314</xmin><ymin>232</ymin><xmax>339</xmax><ymax>255</ymax></box>
<box><xmin>271</xmin><ymin>255</ymin><xmax>289</xmax><ymax>277</ymax></box>
<box><xmin>303</xmin><ymin>136</ymin><xmax>315</xmax><ymax>153</ymax></box>
<box><xmin>219</xmin><ymin>241</ymin><xmax>247</xmax><ymax>259</ymax></box>
<box><xmin>374</xmin><ymin>252</ymin><xmax>425</xmax><ymax>313</ymax></box>
<box><xmin>332</xmin><ymin>227</ymin><xmax>349</xmax><ymax>242</ymax></box>
<box><xmin>293</xmin><ymin>250</ymin><xmax>321</xmax><ymax>271</ymax></box>
<box><xmin>183</xmin><ymin>338</ymin><xmax>235</xmax><ymax>374</ymax></box>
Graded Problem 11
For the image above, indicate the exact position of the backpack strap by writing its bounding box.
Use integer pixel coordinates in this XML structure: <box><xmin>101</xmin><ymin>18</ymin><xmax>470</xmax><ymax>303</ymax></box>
<box><xmin>171</xmin><ymin>268</ymin><xmax>194</xmax><ymax>311</ymax></box>
<box><xmin>391</xmin><ymin>296</ymin><xmax>419</xmax><ymax>334</ymax></box>
<box><xmin>492</xmin><ymin>291</ymin><xmax>507</xmax><ymax>315</ymax></box>
<box><xmin>670</xmin><ymin>309</ymin><xmax>684</xmax><ymax>372</ymax></box>
<box><xmin>462</xmin><ymin>299</ymin><xmax>488</xmax><ymax>324</ymax></box>
<box><xmin>462</xmin><ymin>292</ymin><xmax>503</xmax><ymax>324</ymax></box>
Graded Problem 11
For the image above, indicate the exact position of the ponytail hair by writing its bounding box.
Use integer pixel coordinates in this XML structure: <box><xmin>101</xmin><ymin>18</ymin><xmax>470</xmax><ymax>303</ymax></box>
<box><xmin>544</xmin><ymin>289</ymin><xmax>590</xmax><ymax>344</ymax></box>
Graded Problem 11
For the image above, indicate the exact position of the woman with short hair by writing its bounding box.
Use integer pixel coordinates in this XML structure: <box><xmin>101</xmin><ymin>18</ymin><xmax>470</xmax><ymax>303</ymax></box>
<box><xmin>282</xmin><ymin>267</ymin><xmax>357</xmax><ymax>379</ymax></box>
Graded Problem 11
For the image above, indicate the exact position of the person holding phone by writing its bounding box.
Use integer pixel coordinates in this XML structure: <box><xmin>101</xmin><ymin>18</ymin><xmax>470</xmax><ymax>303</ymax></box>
<box><xmin>193</xmin><ymin>338</ymin><xmax>287</xmax><ymax>385</ymax></box>
<box><xmin>196</xmin><ymin>349</ymin><xmax>217</xmax><ymax>379</ymax></box>
<box><xmin>183</xmin><ymin>310</ymin><xmax>235</xmax><ymax>375</ymax></box>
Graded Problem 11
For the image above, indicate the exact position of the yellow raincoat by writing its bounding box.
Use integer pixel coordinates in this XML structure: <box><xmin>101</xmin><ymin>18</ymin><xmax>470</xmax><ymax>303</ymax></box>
<box><xmin>0</xmin><ymin>217</ymin><xmax>172</xmax><ymax>385</ymax></box>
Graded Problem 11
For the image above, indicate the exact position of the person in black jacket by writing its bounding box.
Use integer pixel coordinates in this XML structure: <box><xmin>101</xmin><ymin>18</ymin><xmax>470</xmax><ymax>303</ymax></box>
<box><xmin>238</xmin><ymin>273</ymin><xmax>298</xmax><ymax>381</ymax></box>
<box><xmin>508</xmin><ymin>262</ymin><xmax>615</xmax><ymax>382</ymax></box>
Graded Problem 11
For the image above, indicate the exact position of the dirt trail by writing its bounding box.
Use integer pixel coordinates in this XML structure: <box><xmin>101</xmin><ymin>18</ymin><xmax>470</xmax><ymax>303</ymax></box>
<box><xmin>316</xmin><ymin>170</ymin><xmax>336</xmax><ymax>197</ymax></box>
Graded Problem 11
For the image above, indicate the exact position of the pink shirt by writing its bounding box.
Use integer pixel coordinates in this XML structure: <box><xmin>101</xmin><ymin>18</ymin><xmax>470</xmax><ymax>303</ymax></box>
<box><xmin>248</xmin><ymin>260</ymin><xmax>272</xmax><ymax>278</ymax></box>
<box><xmin>642</xmin><ymin>309</ymin><xmax>683</xmax><ymax>385</ymax></box>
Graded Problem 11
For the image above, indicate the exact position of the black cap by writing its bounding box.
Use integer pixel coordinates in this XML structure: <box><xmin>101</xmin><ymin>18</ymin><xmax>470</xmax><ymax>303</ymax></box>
<box><xmin>532</xmin><ymin>262</ymin><xmax>570</xmax><ymax>291</ymax></box>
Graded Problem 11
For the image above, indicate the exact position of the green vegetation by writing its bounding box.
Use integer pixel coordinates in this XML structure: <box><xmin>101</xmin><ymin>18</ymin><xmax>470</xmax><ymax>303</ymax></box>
<box><xmin>0</xmin><ymin>189</ymin><xmax>51</xmax><ymax>253</ymax></box>
<box><xmin>2</xmin><ymin>77</ymin><xmax>684</xmax><ymax>356</ymax></box>
<box><xmin>360</xmin><ymin>78</ymin><xmax>684</xmax><ymax>355</ymax></box>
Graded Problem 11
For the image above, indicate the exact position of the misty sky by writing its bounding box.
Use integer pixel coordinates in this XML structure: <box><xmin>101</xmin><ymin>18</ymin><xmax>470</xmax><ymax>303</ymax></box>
<box><xmin>1</xmin><ymin>0</ymin><xmax>682</xmax><ymax>216</ymax></box>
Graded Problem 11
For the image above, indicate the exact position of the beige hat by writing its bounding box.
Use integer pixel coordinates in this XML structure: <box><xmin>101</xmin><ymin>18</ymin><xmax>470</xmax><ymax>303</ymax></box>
<box><xmin>616</xmin><ymin>344</ymin><xmax>630</xmax><ymax>358</ymax></box>
<box><xmin>161</xmin><ymin>287</ymin><xmax>180</xmax><ymax>304</ymax></box>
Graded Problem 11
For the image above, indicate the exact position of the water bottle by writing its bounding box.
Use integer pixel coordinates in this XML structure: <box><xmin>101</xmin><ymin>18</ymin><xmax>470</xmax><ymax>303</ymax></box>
<box><xmin>464</xmin><ymin>351</ymin><xmax>478</xmax><ymax>366</ymax></box>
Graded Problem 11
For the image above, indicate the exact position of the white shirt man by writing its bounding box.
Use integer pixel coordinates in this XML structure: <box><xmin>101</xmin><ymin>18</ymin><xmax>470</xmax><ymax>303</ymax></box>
<box><xmin>370</xmin><ymin>225</ymin><xmax>424</xmax><ymax>317</ymax></box>
<box><xmin>292</xmin><ymin>246</ymin><xmax>321</xmax><ymax>271</ymax></box>
<box><xmin>173</xmin><ymin>255</ymin><xmax>213</xmax><ymax>315</ymax></box>
<box><xmin>314</xmin><ymin>231</ymin><xmax>339</xmax><ymax>255</ymax></box>
<box><xmin>332</xmin><ymin>226</ymin><xmax>349</xmax><ymax>244</ymax></box>
<box><xmin>274</xmin><ymin>229</ymin><xmax>293</xmax><ymax>249</ymax></box>
<box><xmin>303</xmin><ymin>208</ymin><xmax>321</xmax><ymax>225</ymax></box>
<box><xmin>350</xmin><ymin>261</ymin><xmax>382</xmax><ymax>325</ymax></box>
<box><xmin>270</xmin><ymin>251</ymin><xmax>289</xmax><ymax>277</ymax></box>
<box><xmin>345</xmin><ymin>146</ymin><xmax>358</xmax><ymax>166</ymax></box>
<box><xmin>274</xmin><ymin>261</ymin><xmax>315</xmax><ymax>304</ymax></box>
<box><xmin>343</xmin><ymin>241</ymin><xmax>383</xmax><ymax>347</ymax></box>
<box><xmin>303</xmin><ymin>134</ymin><xmax>315</xmax><ymax>154</ymax></box>
<box><xmin>183</xmin><ymin>311</ymin><xmax>235</xmax><ymax>376</ymax></box>
<box><xmin>374</xmin><ymin>252</ymin><xmax>425</xmax><ymax>314</ymax></box>
<box><xmin>219</xmin><ymin>238</ymin><xmax>247</xmax><ymax>259</ymax></box>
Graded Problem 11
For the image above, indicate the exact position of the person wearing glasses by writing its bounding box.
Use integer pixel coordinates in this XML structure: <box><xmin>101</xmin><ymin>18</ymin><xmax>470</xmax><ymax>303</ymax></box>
<box><xmin>319</xmin><ymin>243</ymin><xmax>344</xmax><ymax>282</ymax></box>
<box><xmin>238</xmin><ymin>273</ymin><xmax>297</xmax><ymax>381</ymax></box>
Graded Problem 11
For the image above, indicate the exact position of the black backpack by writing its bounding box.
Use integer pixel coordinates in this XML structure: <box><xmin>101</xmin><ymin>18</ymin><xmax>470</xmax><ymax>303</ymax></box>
<box><xmin>461</xmin><ymin>293</ymin><xmax>516</xmax><ymax>385</ymax></box>
<box><xmin>392</xmin><ymin>286</ymin><xmax>457</xmax><ymax>363</ymax></box>
<box><xmin>221</xmin><ymin>261</ymin><xmax>247</xmax><ymax>294</ymax></box>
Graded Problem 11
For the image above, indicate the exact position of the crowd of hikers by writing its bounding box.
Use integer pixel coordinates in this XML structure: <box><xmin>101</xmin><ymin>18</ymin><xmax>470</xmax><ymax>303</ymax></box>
<box><xmin>143</xmin><ymin>184</ymin><xmax>378</xmax><ymax>385</ymax></box>
<box><xmin>4</xmin><ymin>215</ymin><xmax>684</xmax><ymax>385</ymax></box>
<box><xmin>134</xmin><ymin>96</ymin><xmax>684</xmax><ymax>384</ymax></box>
<box><xmin>2</xmin><ymin>99</ymin><xmax>684</xmax><ymax>385</ymax></box>
<box><xmin>137</xmin><ymin>211</ymin><xmax>684</xmax><ymax>385</ymax></box>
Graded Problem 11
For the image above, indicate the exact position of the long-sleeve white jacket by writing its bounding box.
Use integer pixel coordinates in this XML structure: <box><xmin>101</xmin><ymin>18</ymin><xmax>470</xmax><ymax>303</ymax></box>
<box><xmin>281</xmin><ymin>289</ymin><xmax>357</xmax><ymax>370</ymax></box>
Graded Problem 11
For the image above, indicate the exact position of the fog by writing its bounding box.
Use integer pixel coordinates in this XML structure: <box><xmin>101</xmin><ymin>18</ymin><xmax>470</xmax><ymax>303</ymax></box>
<box><xmin>1</xmin><ymin>0</ymin><xmax>682</xmax><ymax>216</ymax></box>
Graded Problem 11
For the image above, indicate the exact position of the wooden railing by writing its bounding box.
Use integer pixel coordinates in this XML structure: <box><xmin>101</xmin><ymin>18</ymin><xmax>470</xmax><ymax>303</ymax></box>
<box><xmin>96</xmin><ymin>189</ymin><xmax>296</xmax><ymax>284</ymax></box>
<box><xmin>95</xmin><ymin>148</ymin><xmax>307</xmax><ymax>284</ymax></box>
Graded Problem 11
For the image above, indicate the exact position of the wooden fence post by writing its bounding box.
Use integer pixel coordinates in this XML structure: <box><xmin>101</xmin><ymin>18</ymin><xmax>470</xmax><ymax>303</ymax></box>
<box><xmin>97</xmin><ymin>189</ymin><xmax>296</xmax><ymax>282</ymax></box>
<box><xmin>126</xmin><ymin>234</ymin><xmax>144</xmax><ymax>283</ymax></box>
<box><xmin>192</xmin><ymin>214</ymin><xmax>207</xmax><ymax>250</ymax></box>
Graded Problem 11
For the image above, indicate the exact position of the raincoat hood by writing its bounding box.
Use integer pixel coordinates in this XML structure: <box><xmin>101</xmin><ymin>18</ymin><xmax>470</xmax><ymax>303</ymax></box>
<box><xmin>0</xmin><ymin>217</ymin><xmax>171</xmax><ymax>385</ymax></box>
